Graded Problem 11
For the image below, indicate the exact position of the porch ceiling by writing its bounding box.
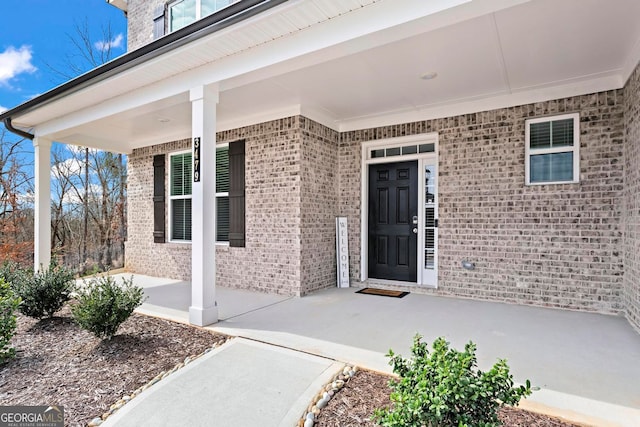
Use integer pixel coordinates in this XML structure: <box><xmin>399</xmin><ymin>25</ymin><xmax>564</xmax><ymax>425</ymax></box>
<box><xmin>7</xmin><ymin>0</ymin><xmax>640</xmax><ymax>152</ymax></box>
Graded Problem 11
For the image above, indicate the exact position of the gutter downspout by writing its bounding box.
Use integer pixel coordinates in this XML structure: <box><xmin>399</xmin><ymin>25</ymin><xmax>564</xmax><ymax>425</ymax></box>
<box><xmin>3</xmin><ymin>117</ymin><xmax>34</xmax><ymax>140</ymax></box>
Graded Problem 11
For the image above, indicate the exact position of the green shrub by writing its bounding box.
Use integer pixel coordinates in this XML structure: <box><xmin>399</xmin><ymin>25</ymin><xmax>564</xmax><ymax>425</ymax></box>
<box><xmin>12</xmin><ymin>263</ymin><xmax>74</xmax><ymax>319</ymax></box>
<box><xmin>0</xmin><ymin>279</ymin><xmax>21</xmax><ymax>364</ymax></box>
<box><xmin>71</xmin><ymin>275</ymin><xmax>145</xmax><ymax>340</ymax></box>
<box><xmin>374</xmin><ymin>335</ymin><xmax>532</xmax><ymax>427</ymax></box>
<box><xmin>0</xmin><ymin>261</ymin><xmax>29</xmax><ymax>292</ymax></box>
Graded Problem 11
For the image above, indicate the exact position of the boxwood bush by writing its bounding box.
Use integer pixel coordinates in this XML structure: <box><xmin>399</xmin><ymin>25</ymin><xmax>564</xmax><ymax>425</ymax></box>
<box><xmin>12</xmin><ymin>262</ymin><xmax>74</xmax><ymax>319</ymax></box>
<box><xmin>0</xmin><ymin>261</ymin><xmax>28</xmax><ymax>292</ymax></box>
<box><xmin>374</xmin><ymin>335</ymin><xmax>532</xmax><ymax>427</ymax></box>
<box><xmin>0</xmin><ymin>279</ymin><xmax>21</xmax><ymax>364</ymax></box>
<box><xmin>71</xmin><ymin>275</ymin><xmax>145</xmax><ymax>340</ymax></box>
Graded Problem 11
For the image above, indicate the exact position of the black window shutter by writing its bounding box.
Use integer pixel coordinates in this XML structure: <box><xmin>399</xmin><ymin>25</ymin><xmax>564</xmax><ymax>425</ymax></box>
<box><xmin>228</xmin><ymin>140</ymin><xmax>245</xmax><ymax>247</ymax></box>
<box><xmin>153</xmin><ymin>154</ymin><xmax>166</xmax><ymax>243</ymax></box>
<box><xmin>153</xmin><ymin>5</ymin><xmax>165</xmax><ymax>39</ymax></box>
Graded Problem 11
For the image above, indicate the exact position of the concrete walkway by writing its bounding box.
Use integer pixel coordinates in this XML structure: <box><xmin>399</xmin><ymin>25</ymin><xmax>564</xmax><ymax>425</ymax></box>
<box><xmin>110</xmin><ymin>274</ymin><xmax>640</xmax><ymax>426</ymax></box>
<box><xmin>102</xmin><ymin>338</ymin><xmax>342</xmax><ymax>426</ymax></box>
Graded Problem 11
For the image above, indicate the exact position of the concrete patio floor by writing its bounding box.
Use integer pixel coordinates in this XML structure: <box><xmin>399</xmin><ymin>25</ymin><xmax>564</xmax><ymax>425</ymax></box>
<box><xmin>116</xmin><ymin>273</ymin><xmax>640</xmax><ymax>426</ymax></box>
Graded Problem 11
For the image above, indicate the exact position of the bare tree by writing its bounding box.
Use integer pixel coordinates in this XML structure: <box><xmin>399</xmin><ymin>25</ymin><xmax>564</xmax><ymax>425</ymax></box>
<box><xmin>44</xmin><ymin>19</ymin><xmax>128</xmax><ymax>273</ymax></box>
<box><xmin>0</xmin><ymin>128</ymin><xmax>34</xmax><ymax>266</ymax></box>
<box><xmin>46</xmin><ymin>19</ymin><xmax>121</xmax><ymax>81</ymax></box>
<box><xmin>51</xmin><ymin>145</ymin><xmax>81</xmax><ymax>265</ymax></box>
<box><xmin>52</xmin><ymin>146</ymin><xmax>126</xmax><ymax>272</ymax></box>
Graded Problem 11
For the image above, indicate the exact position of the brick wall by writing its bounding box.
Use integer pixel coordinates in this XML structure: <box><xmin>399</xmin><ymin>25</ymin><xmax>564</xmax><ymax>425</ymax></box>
<box><xmin>340</xmin><ymin>91</ymin><xmax>626</xmax><ymax>314</ymax></box>
<box><xmin>125</xmin><ymin>92</ymin><xmax>633</xmax><ymax>315</ymax></box>
<box><xmin>125</xmin><ymin>0</ymin><xmax>165</xmax><ymax>51</ymax></box>
<box><xmin>216</xmin><ymin>117</ymin><xmax>303</xmax><ymax>295</ymax></box>
<box><xmin>299</xmin><ymin>117</ymin><xmax>339</xmax><ymax>295</ymax></box>
<box><xmin>624</xmin><ymin>61</ymin><xmax>640</xmax><ymax>332</ymax></box>
<box><xmin>126</xmin><ymin>117</ymin><xmax>306</xmax><ymax>295</ymax></box>
<box><xmin>126</xmin><ymin>139</ymin><xmax>193</xmax><ymax>280</ymax></box>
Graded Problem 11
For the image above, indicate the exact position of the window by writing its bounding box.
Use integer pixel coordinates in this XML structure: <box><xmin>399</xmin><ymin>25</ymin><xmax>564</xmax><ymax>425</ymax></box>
<box><xmin>170</xmin><ymin>152</ymin><xmax>192</xmax><ymax>241</ymax></box>
<box><xmin>369</xmin><ymin>142</ymin><xmax>435</xmax><ymax>159</ymax></box>
<box><xmin>525</xmin><ymin>113</ymin><xmax>579</xmax><ymax>185</ymax></box>
<box><xmin>169</xmin><ymin>147</ymin><xmax>230</xmax><ymax>243</ymax></box>
<box><xmin>169</xmin><ymin>0</ymin><xmax>240</xmax><ymax>32</ymax></box>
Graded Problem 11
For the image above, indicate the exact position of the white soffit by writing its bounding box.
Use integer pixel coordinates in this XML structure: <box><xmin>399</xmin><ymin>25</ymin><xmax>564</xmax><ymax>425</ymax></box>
<box><xmin>17</xmin><ymin>0</ymin><xmax>386</xmax><ymax>127</ymax></box>
<box><xmin>495</xmin><ymin>0</ymin><xmax>640</xmax><ymax>90</ymax></box>
<box><xmin>215</xmin><ymin>0</ymin><xmax>640</xmax><ymax>132</ymax></box>
<box><xmin>14</xmin><ymin>0</ymin><xmax>640</xmax><ymax>149</ymax></box>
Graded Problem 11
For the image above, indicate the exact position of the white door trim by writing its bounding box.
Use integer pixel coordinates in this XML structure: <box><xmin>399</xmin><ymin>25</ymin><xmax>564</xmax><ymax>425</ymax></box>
<box><xmin>360</xmin><ymin>133</ymin><xmax>439</xmax><ymax>287</ymax></box>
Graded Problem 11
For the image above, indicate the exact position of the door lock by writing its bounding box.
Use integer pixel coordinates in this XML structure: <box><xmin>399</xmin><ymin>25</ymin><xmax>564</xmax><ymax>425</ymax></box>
<box><xmin>412</xmin><ymin>215</ymin><xmax>418</xmax><ymax>225</ymax></box>
<box><xmin>412</xmin><ymin>227</ymin><xmax>418</xmax><ymax>234</ymax></box>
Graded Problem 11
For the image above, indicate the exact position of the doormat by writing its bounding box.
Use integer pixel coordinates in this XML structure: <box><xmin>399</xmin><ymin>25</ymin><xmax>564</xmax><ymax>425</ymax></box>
<box><xmin>355</xmin><ymin>288</ymin><xmax>409</xmax><ymax>298</ymax></box>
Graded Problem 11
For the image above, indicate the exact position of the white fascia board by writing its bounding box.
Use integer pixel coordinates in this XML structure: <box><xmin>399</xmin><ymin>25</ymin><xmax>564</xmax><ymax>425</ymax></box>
<box><xmin>338</xmin><ymin>73</ymin><xmax>624</xmax><ymax>132</ymax></box>
<box><xmin>33</xmin><ymin>82</ymin><xmax>190</xmax><ymax>137</ymax></box>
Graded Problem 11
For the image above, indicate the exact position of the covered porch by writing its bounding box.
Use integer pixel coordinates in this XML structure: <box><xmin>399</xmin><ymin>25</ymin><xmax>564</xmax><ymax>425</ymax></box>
<box><xmin>122</xmin><ymin>272</ymin><xmax>640</xmax><ymax>426</ymax></box>
<box><xmin>0</xmin><ymin>0</ymin><xmax>638</xmax><ymax>328</ymax></box>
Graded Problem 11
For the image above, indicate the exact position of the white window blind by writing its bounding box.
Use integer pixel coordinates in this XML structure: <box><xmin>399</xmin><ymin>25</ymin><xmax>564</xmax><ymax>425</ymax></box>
<box><xmin>525</xmin><ymin>113</ymin><xmax>580</xmax><ymax>185</ymax></box>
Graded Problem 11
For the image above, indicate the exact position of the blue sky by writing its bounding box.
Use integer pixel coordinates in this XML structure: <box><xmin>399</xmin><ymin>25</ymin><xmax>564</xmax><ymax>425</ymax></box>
<box><xmin>0</xmin><ymin>0</ymin><xmax>127</xmax><ymax>114</ymax></box>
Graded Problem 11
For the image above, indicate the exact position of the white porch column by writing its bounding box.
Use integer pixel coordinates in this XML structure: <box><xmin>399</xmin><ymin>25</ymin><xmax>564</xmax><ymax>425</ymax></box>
<box><xmin>33</xmin><ymin>137</ymin><xmax>52</xmax><ymax>271</ymax></box>
<box><xmin>189</xmin><ymin>84</ymin><xmax>219</xmax><ymax>326</ymax></box>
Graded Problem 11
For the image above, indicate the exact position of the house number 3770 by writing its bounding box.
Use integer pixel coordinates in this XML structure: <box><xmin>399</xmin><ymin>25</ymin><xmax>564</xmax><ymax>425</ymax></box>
<box><xmin>193</xmin><ymin>137</ymin><xmax>201</xmax><ymax>182</ymax></box>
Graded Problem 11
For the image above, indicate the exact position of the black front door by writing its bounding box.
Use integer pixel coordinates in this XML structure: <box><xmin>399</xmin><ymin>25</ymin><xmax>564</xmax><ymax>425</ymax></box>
<box><xmin>368</xmin><ymin>161</ymin><xmax>418</xmax><ymax>282</ymax></box>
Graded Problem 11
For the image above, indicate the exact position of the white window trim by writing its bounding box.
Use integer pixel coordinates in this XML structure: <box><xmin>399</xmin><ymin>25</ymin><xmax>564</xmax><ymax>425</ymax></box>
<box><xmin>525</xmin><ymin>112</ymin><xmax>580</xmax><ymax>185</ymax></box>
<box><xmin>168</xmin><ymin>0</ymin><xmax>239</xmax><ymax>32</ymax></box>
<box><xmin>168</xmin><ymin>150</ymin><xmax>192</xmax><ymax>243</ymax></box>
<box><xmin>168</xmin><ymin>145</ymin><xmax>231</xmax><ymax>245</ymax></box>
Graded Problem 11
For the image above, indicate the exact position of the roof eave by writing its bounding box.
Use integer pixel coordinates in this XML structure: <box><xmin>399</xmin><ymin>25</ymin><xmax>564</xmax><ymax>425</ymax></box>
<box><xmin>0</xmin><ymin>0</ymin><xmax>289</xmax><ymax>131</ymax></box>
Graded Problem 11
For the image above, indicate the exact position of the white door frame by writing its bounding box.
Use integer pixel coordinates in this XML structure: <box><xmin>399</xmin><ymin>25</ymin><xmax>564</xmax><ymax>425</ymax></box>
<box><xmin>360</xmin><ymin>133</ymin><xmax>439</xmax><ymax>287</ymax></box>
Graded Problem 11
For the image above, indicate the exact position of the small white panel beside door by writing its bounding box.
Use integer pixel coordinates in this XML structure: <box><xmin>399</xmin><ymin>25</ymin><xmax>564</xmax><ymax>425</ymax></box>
<box><xmin>419</xmin><ymin>159</ymin><xmax>438</xmax><ymax>287</ymax></box>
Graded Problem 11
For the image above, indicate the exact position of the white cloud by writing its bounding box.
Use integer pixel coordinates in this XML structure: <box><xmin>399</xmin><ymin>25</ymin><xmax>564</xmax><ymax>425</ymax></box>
<box><xmin>0</xmin><ymin>105</ymin><xmax>6</xmax><ymax>113</ymax></box>
<box><xmin>59</xmin><ymin>184</ymin><xmax>102</xmax><ymax>206</ymax></box>
<box><xmin>52</xmin><ymin>157</ymin><xmax>84</xmax><ymax>179</ymax></box>
<box><xmin>18</xmin><ymin>191</ymin><xmax>34</xmax><ymax>206</ymax></box>
<box><xmin>94</xmin><ymin>34</ymin><xmax>124</xmax><ymax>52</ymax></box>
<box><xmin>0</xmin><ymin>46</ymin><xmax>37</xmax><ymax>86</ymax></box>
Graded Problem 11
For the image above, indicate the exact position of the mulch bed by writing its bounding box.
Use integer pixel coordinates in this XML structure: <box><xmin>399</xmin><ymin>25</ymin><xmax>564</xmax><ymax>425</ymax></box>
<box><xmin>2</xmin><ymin>307</ymin><xmax>583</xmax><ymax>427</ymax></box>
<box><xmin>0</xmin><ymin>307</ymin><xmax>226</xmax><ymax>427</ymax></box>
<box><xmin>315</xmin><ymin>370</ymin><xmax>583</xmax><ymax>427</ymax></box>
